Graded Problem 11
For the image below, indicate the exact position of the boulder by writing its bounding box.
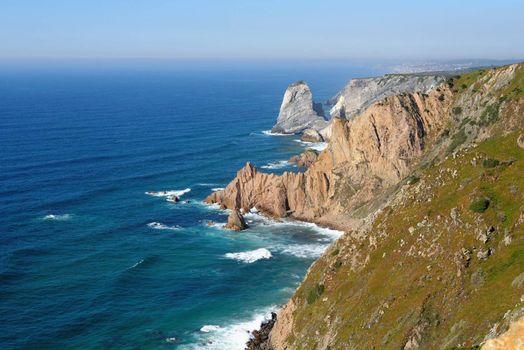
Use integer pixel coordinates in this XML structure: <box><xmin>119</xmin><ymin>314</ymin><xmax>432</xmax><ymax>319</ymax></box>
<box><xmin>224</xmin><ymin>209</ymin><xmax>248</xmax><ymax>231</ymax></box>
<box><xmin>271</xmin><ymin>81</ymin><xmax>327</xmax><ymax>134</ymax></box>
<box><xmin>517</xmin><ymin>134</ymin><xmax>524</xmax><ymax>149</ymax></box>
<box><xmin>300</xmin><ymin>128</ymin><xmax>324</xmax><ymax>142</ymax></box>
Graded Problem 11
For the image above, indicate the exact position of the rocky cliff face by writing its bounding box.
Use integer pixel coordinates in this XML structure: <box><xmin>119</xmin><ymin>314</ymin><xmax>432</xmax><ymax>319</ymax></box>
<box><xmin>329</xmin><ymin>74</ymin><xmax>447</xmax><ymax>119</ymax></box>
<box><xmin>271</xmin><ymin>81</ymin><xmax>328</xmax><ymax>134</ymax></box>
<box><xmin>206</xmin><ymin>84</ymin><xmax>452</xmax><ymax>230</ymax></box>
<box><xmin>206</xmin><ymin>63</ymin><xmax>524</xmax><ymax>350</ymax></box>
<box><xmin>265</xmin><ymin>63</ymin><xmax>524</xmax><ymax>350</ymax></box>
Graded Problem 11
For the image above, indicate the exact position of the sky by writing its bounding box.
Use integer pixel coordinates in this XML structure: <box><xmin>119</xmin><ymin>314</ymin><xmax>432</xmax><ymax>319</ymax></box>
<box><xmin>0</xmin><ymin>0</ymin><xmax>523</xmax><ymax>61</ymax></box>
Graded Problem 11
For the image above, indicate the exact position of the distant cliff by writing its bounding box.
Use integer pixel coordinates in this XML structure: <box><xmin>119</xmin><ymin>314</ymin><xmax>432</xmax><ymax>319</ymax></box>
<box><xmin>271</xmin><ymin>81</ymin><xmax>328</xmax><ymax>134</ymax></box>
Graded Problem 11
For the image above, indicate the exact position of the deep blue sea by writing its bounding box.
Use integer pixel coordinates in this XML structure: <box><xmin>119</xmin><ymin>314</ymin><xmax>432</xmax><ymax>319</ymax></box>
<box><xmin>0</xmin><ymin>61</ymin><xmax>382</xmax><ymax>350</ymax></box>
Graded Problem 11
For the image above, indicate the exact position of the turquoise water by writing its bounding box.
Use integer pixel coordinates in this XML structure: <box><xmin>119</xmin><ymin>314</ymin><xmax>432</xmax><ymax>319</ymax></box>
<box><xmin>0</xmin><ymin>62</ymin><xmax>382</xmax><ymax>349</ymax></box>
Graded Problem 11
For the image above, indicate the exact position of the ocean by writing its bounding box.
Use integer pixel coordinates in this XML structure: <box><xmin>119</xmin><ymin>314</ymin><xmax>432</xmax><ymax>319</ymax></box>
<box><xmin>0</xmin><ymin>61</ymin><xmax>383</xmax><ymax>349</ymax></box>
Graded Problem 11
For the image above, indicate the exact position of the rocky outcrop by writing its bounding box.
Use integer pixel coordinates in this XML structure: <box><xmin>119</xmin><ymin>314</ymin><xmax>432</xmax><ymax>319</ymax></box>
<box><xmin>246</xmin><ymin>313</ymin><xmax>277</xmax><ymax>350</ymax></box>
<box><xmin>206</xmin><ymin>85</ymin><xmax>453</xmax><ymax>230</ymax></box>
<box><xmin>300</xmin><ymin>128</ymin><xmax>324</xmax><ymax>142</ymax></box>
<box><xmin>271</xmin><ymin>81</ymin><xmax>328</xmax><ymax>134</ymax></box>
<box><xmin>482</xmin><ymin>316</ymin><xmax>524</xmax><ymax>350</ymax></box>
<box><xmin>288</xmin><ymin>149</ymin><xmax>318</xmax><ymax>168</ymax></box>
<box><xmin>329</xmin><ymin>74</ymin><xmax>447</xmax><ymax>119</ymax></box>
<box><xmin>517</xmin><ymin>134</ymin><xmax>524</xmax><ymax>149</ymax></box>
<box><xmin>224</xmin><ymin>209</ymin><xmax>248</xmax><ymax>231</ymax></box>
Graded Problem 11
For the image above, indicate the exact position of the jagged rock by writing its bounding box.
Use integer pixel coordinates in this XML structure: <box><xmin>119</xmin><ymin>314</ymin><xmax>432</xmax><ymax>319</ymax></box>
<box><xmin>246</xmin><ymin>313</ymin><xmax>276</xmax><ymax>350</ymax></box>
<box><xmin>482</xmin><ymin>316</ymin><xmax>524</xmax><ymax>350</ymax></box>
<box><xmin>300</xmin><ymin>128</ymin><xmax>324</xmax><ymax>142</ymax></box>
<box><xmin>517</xmin><ymin>134</ymin><xmax>524</xmax><ymax>149</ymax></box>
<box><xmin>288</xmin><ymin>149</ymin><xmax>318</xmax><ymax>168</ymax></box>
<box><xmin>271</xmin><ymin>81</ymin><xmax>327</xmax><ymax>134</ymax></box>
<box><xmin>224</xmin><ymin>209</ymin><xmax>248</xmax><ymax>231</ymax></box>
<box><xmin>206</xmin><ymin>86</ymin><xmax>453</xmax><ymax>229</ymax></box>
<box><xmin>477</xmin><ymin>249</ymin><xmax>491</xmax><ymax>260</ymax></box>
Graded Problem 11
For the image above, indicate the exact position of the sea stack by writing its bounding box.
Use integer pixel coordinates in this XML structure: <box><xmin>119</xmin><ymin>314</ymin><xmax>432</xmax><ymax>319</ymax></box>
<box><xmin>271</xmin><ymin>81</ymin><xmax>327</xmax><ymax>134</ymax></box>
<box><xmin>224</xmin><ymin>209</ymin><xmax>248</xmax><ymax>231</ymax></box>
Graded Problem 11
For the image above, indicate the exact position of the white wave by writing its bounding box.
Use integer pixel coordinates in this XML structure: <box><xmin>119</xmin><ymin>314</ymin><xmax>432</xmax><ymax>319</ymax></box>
<box><xmin>145</xmin><ymin>188</ymin><xmax>191</xmax><ymax>198</ymax></box>
<box><xmin>147</xmin><ymin>222</ymin><xmax>180</xmax><ymax>230</ymax></box>
<box><xmin>197</xmin><ymin>183</ymin><xmax>220</xmax><ymax>186</ymax></box>
<box><xmin>179</xmin><ymin>307</ymin><xmax>276</xmax><ymax>350</ymax></box>
<box><xmin>204</xmin><ymin>221</ymin><xmax>226</xmax><ymax>230</ymax></box>
<box><xmin>211</xmin><ymin>187</ymin><xmax>225</xmax><ymax>192</ymax></box>
<box><xmin>261</xmin><ymin>130</ymin><xmax>294</xmax><ymax>136</ymax></box>
<box><xmin>165</xmin><ymin>337</ymin><xmax>177</xmax><ymax>343</ymax></box>
<box><xmin>42</xmin><ymin>214</ymin><xmax>72</xmax><ymax>221</ymax></box>
<box><xmin>294</xmin><ymin>139</ymin><xmax>328</xmax><ymax>152</ymax></box>
<box><xmin>261</xmin><ymin>160</ymin><xmax>294</xmax><ymax>170</ymax></box>
<box><xmin>129</xmin><ymin>259</ymin><xmax>144</xmax><ymax>269</ymax></box>
<box><xmin>278</xmin><ymin>244</ymin><xmax>327</xmax><ymax>259</ymax></box>
<box><xmin>225</xmin><ymin>248</ymin><xmax>272</xmax><ymax>263</ymax></box>
<box><xmin>240</xmin><ymin>213</ymin><xmax>343</xmax><ymax>239</ymax></box>
<box><xmin>200</xmin><ymin>325</ymin><xmax>220</xmax><ymax>333</ymax></box>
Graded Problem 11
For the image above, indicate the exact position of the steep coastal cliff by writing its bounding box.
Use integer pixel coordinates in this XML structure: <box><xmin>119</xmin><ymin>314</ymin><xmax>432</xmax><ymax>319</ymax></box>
<box><xmin>208</xmin><ymin>63</ymin><xmax>524</xmax><ymax>349</ymax></box>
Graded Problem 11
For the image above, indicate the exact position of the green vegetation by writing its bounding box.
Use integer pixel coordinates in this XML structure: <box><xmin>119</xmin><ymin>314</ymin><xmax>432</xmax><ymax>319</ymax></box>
<box><xmin>447</xmin><ymin>128</ymin><xmax>467</xmax><ymax>154</ymax></box>
<box><xmin>282</xmin><ymin>64</ymin><xmax>524</xmax><ymax>350</ymax></box>
<box><xmin>452</xmin><ymin>106</ymin><xmax>463</xmax><ymax>115</ymax></box>
<box><xmin>306</xmin><ymin>283</ymin><xmax>325</xmax><ymax>304</ymax></box>
<box><xmin>482</xmin><ymin>158</ymin><xmax>500</xmax><ymax>168</ymax></box>
<box><xmin>469</xmin><ymin>198</ymin><xmax>491</xmax><ymax>213</ymax></box>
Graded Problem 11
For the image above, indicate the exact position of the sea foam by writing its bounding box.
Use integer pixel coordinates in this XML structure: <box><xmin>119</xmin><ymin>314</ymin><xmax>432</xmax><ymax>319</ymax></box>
<box><xmin>147</xmin><ymin>222</ymin><xmax>180</xmax><ymax>231</ymax></box>
<box><xmin>180</xmin><ymin>307</ymin><xmax>276</xmax><ymax>350</ymax></box>
<box><xmin>294</xmin><ymin>139</ymin><xmax>328</xmax><ymax>152</ymax></box>
<box><xmin>145</xmin><ymin>188</ymin><xmax>191</xmax><ymax>198</ymax></box>
<box><xmin>224</xmin><ymin>248</ymin><xmax>272</xmax><ymax>263</ymax></box>
<box><xmin>42</xmin><ymin>214</ymin><xmax>72</xmax><ymax>221</ymax></box>
<box><xmin>261</xmin><ymin>130</ymin><xmax>293</xmax><ymax>136</ymax></box>
<box><xmin>261</xmin><ymin>160</ymin><xmax>294</xmax><ymax>170</ymax></box>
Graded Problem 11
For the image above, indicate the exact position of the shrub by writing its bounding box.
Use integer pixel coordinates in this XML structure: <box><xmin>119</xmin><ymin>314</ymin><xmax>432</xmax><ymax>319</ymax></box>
<box><xmin>330</xmin><ymin>249</ymin><xmax>340</xmax><ymax>257</ymax></box>
<box><xmin>461</xmin><ymin>83</ymin><xmax>468</xmax><ymax>90</ymax></box>
<box><xmin>452</xmin><ymin>106</ymin><xmax>463</xmax><ymax>115</ymax></box>
<box><xmin>306</xmin><ymin>283</ymin><xmax>325</xmax><ymax>304</ymax></box>
<box><xmin>447</xmin><ymin>129</ymin><xmax>467</xmax><ymax>154</ymax></box>
<box><xmin>438</xmin><ymin>94</ymin><xmax>445</xmax><ymax>102</ymax></box>
<box><xmin>479</xmin><ymin>103</ymin><xmax>500</xmax><ymax>126</ymax></box>
<box><xmin>482</xmin><ymin>158</ymin><xmax>500</xmax><ymax>168</ymax></box>
<box><xmin>469</xmin><ymin>198</ymin><xmax>490</xmax><ymax>213</ymax></box>
<box><xmin>407</xmin><ymin>175</ymin><xmax>420</xmax><ymax>185</ymax></box>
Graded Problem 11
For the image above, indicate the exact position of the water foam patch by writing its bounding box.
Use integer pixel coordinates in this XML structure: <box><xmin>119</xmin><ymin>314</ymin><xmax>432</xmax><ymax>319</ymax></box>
<box><xmin>261</xmin><ymin>130</ymin><xmax>294</xmax><ymax>136</ymax></box>
<box><xmin>261</xmin><ymin>160</ymin><xmax>294</xmax><ymax>170</ymax></box>
<box><xmin>147</xmin><ymin>222</ymin><xmax>180</xmax><ymax>231</ymax></box>
<box><xmin>294</xmin><ymin>139</ymin><xmax>328</xmax><ymax>152</ymax></box>
<box><xmin>180</xmin><ymin>307</ymin><xmax>276</xmax><ymax>350</ymax></box>
<box><xmin>224</xmin><ymin>248</ymin><xmax>272</xmax><ymax>263</ymax></box>
<box><xmin>145</xmin><ymin>188</ymin><xmax>191</xmax><ymax>198</ymax></box>
<box><xmin>200</xmin><ymin>325</ymin><xmax>220</xmax><ymax>333</ymax></box>
<box><xmin>42</xmin><ymin>214</ymin><xmax>72</xmax><ymax>221</ymax></box>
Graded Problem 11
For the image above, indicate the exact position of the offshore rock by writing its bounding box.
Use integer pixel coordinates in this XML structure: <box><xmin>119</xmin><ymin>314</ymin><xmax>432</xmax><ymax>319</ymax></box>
<box><xmin>224</xmin><ymin>209</ymin><xmax>248</xmax><ymax>231</ymax></box>
<box><xmin>271</xmin><ymin>81</ymin><xmax>328</xmax><ymax>134</ymax></box>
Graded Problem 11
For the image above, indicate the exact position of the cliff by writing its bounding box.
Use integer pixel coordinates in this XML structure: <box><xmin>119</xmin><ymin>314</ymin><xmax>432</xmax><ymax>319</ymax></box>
<box><xmin>207</xmin><ymin>63</ymin><xmax>524</xmax><ymax>349</ymax></box>
<box><xmin>271</xmin><ymin>81</ymin><xmax>328</xmax><ymax>134</ymax></box>
<box><xmin>329</xmin><ymin>74</ymin><xmax>447</xmax><ymax>119</ymax></box>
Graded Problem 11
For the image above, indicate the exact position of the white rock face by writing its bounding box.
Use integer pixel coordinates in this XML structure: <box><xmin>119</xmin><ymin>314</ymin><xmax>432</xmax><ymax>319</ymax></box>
<box><xmin>271</xmin><ymin>81</ymin><xmax>328</xmax><ymax>134</ymax></box>
<box><xmin>329</xmin><ymin>74</ymin><xmax>447</xmax><ymax>119</ymax></box>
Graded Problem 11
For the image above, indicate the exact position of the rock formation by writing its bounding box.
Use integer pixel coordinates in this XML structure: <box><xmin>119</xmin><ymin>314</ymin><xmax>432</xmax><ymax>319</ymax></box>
<box><xmin>271</xmin><ymin>81</ymin><xmax>328</xmax><ymax>134</ymax></box>
<box><xmin>224</xmin><ymin>209</ymin><xmax>248</xmax><ymax>231</ymax></box>
<box><xmin>288</xmin><ymin>149</ymin><xmax>318</xmax><ymax>168</ymax></box>
<box><xmin>329</xmin><ymin>74</ymin><xmax>446</xmax><ymax>119</ymax></box>
<box><xmin>206</xmin><ymin>85</ymin><xmax>453</xmax><ymax>230</ymax></box>
<box><xmin>300</xmin><ymin>128</ymin><xmax>324</xmax><ymax>142</ymax></box>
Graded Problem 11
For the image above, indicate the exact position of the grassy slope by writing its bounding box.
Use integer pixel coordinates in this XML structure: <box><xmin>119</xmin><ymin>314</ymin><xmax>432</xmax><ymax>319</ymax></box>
<box><xmin>284</xmin><ymin>64</ymin><xmax>524</xmax><ymax>349</ymax></box>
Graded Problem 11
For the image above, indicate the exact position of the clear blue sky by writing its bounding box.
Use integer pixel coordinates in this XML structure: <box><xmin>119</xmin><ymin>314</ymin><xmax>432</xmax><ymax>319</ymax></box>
<box><xmin>1</xmin><ymin>0</ymin><xmax>523</xmax><ymax>60</ymax></box>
